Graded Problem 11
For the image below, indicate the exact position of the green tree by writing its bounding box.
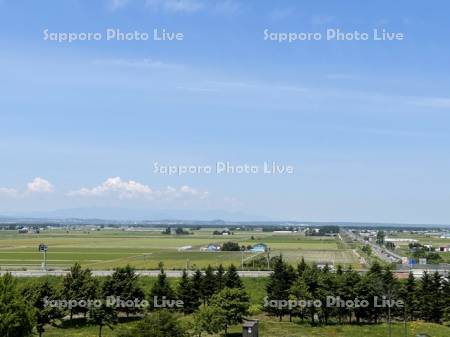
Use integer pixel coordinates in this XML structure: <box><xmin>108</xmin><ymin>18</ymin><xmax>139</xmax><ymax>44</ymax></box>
<box><xmin>149</xmin><ymin>264</ymin><xmax>175</xmax><ymax>310</ymax></box>
<box><xmin>177</xmin><ymin>270</ymin><xmax>196</xmax><ymax>314</ymax></box>
<box><xmin>265</xmin><ymin>256</ymin><xmax>296</xmax><ymax>321</ymax></box>
<box><xmin>400</xmin><ymin>272</ymin><xmax>417</xmax><ymax>321</ymax></box>
<box><xmin>210</xmin><ymin>287</ymin><xmax>250</xmax><ymax>335</ymax></box>
<box><xmin>202</xmin><ymin>265</ymin><xmax>216</xmax><ymax>304</ymax></box>
<box><xmin>117</xmin><ymin>310</ymin><xmax>188</xmax><ymax>337</ymax></box>
<box><xmin>63</xmin><ymin>263</ymin><xmax>98</xmax><ymax>320</ymax></box>
<box><xmin>88</xmin><ymin>303</ymin><xmax>117</xmax><ymax>337</ymax></box>
<box><xmin>362</xmin><ymin>244</ymin><xmax>372</xmax><ymax>256</ymax></box>
<box><xmin>215</xmin><ymin>264</ymin><xmax>225</xmax><ymax>291</ymax></box>
<box><xmin>297</xmin><ymin>257</ymin><xmax>309</xmax><ymax>277</ymax></box>
<box><xmin>224</xmin><ymin>264</ymin><xmax>242</xmax><ymax>288</ymax></box>
<box><xmin>419</xmin><ymin>271</ymin><xmax>434</xmax><ymax>322</ymax></box>
<box><xmin>103</xmin><ymin>265</ymin><xmax>145</xmax><ymax>316</ymax></box>
<box><xmin>187</xmin><ymin>269</ymin><xmax>203</xmax><ymax>312</ymax></box>
<box><xmin>429</xmin><ymin>272</ymin><xmax>444</xmax><ymax>323</ymax></box>
<box><xmin>0</xmin><ymin>273</ymin><xmax>34</xmax><ymax>337</ymax></box>
<box><xmin>289</xmin><ymin>277</ymin><xmax>311</xmax><ymax>322</ymax></box>
<box><xmin>376</xmin><ymin>230</ymin><xmax>386</xmax><ymax>246</ymax></box>
<box><xmin>23</xmin><ymin>279</ymin><xmax>62</xmax><ymax>337</ymax></box>
<box><xmin>221</xmin><ymin>241</ymin><xmax>240</xmax><ymax>251</ymax></box>
<box><xmin>442</xmin><ymin>276</ymin><xmax>450</xmax><ymax>322</ymax></box>
<box><xmin>192</xmin><ymin>305</ymin><xmax>226</xmax><ymax>337</ymax></box>
<box><xmin>355</xmin><ymin>272</ymin><xmax>384</xmax><ymax>324</ymax></box>
<box><xmin>319</xmin><ymin>266</ymin><xmax>337</xmax><ymax>324</ymax></box>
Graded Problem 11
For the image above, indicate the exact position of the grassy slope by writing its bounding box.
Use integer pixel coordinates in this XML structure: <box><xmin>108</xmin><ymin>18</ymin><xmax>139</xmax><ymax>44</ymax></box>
<box><xmin>44</xmin><ymin>319</ymin><xmax>450</xmax><ymax>337</ymax></box>
<box><xmin>19</xmin><ymin>277</ymin><xmax>449</xmax><ymax>336</ymax></box>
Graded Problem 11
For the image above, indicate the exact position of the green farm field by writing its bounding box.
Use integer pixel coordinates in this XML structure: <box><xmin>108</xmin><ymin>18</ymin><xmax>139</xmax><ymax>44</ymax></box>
<box><xmin>0</xmin><ymin>229</ymin><xmax>360</xmax><ymax>270</ymax></box>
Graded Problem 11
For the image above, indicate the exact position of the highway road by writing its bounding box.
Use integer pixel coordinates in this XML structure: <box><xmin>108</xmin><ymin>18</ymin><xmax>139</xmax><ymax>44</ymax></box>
<box><xmin>342</xmin><ymin>229</ymin><xmax>402</xmax><ymax>263</ymax></box>
<box><xmin>0</xmin><ymin>269</ymin><xmax>273</xmax><ymax>278</ymax></box>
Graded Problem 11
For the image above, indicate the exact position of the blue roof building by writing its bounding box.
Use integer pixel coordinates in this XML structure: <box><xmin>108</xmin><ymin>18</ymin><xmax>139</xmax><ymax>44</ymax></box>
<box><xmin>249</xmin><ymin>243</ymin><xmax>268</xmax><ymax>252</ymax></box>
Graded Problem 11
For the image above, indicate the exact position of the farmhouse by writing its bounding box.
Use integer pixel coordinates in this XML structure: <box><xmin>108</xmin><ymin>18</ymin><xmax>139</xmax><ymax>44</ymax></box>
<box><xmin>385</xmin><ymin>238</ymin><xmax>418</xmax><ymax>243</ymax></box>
<box><xmin>205</xmin><ymin>244</ymin><xmax>221</xmax><ymax>252</ymax></box>
<box><xmin>249</xmin><ymin>243</ymin><xmax>268</xmax><ymax>252</ymax></box>
<box><xmin>438</xmin><ymin>245</ymin><xmax>450</xmax><ymax>252</ymax></box>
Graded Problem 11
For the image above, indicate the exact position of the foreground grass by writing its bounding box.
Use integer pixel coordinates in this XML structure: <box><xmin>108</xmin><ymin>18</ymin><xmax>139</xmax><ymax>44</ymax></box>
<box><xmin>43</xmin><ymin>317</ymin><xmax>450</xmax><ymax>337</ymax></box>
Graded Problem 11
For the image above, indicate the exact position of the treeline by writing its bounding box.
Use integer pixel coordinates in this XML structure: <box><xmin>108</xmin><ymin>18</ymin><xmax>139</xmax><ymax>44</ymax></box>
<box><xmin>305</xmin><ymin>226</ymin><xmax>340</xmax><ymax>236</ymax></box>
<box><xmin>409</xmin><ymin>242</ymin><xmax>443</xmax><ymax>263</ymax></box>
<box><xmin>265</xmin><ymin>257</ymin><xmax>450</xmax><ymax>325</ymax></box>
<box><xmin>0</xmin><ymin>263</ymin><xmax>249</xmax><ymax>337</ymax></box>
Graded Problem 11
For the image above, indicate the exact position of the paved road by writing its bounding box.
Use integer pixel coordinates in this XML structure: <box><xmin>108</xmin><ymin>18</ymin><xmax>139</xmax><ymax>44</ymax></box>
<box><xmin>3</xmin><ymin>267</ymin><xmax>447</xmax><ymax>279</ymax></box>
<box><xmin>342</xmin><ymin>229</ymin><xmax>402</xmax><ymax>263</ymax></box>
<box><xmin>0</xmin><ymin>269</ymin><xmax>273</xmax><ymax>278</ymax></box>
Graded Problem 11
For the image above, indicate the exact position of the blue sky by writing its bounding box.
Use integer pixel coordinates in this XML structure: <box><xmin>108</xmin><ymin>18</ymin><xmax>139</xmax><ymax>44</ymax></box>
<box><xmin>0</xmin><ymin>0</ymin><xmax>450</xmax><ymax>224</ymax></box>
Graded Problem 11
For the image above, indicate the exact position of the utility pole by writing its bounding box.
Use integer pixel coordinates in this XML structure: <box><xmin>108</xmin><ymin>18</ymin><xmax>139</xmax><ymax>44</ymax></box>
<box><xmin>38</xmin><ymin>243</ymin><xmax>48</xmax><ymax>271</ymax></box>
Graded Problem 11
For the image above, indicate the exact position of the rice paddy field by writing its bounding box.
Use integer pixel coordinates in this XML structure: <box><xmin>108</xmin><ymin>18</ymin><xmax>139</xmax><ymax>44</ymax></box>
<box><xmin>0</xmin><ymin>228</ymin><xmax>360</xmax><ymax>270</ymax></box>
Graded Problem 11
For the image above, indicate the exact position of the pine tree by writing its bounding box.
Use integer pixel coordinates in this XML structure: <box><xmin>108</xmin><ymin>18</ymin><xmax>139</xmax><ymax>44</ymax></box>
<box><xmin>202</xmin><ymin>265</ymin><xmax>216</xmax><ymax>303</ymax></box>
<box><xmin>319</xmin><ymin>266</ymin><xmax>337</xmax><ymax>324</ymax></box>
<box><xmin>297</xmin><ymin>257</ymin><xmax>308</xmax><ymax>277</ymax></box>
<box><xmin>430</xmin><ymin>272</ymin><xmax>443</xmax><ymax>323</ymax></box>
<box><xmin>215</xmin><ymin>264</ymin><xmax>225</xmax><ymax>291</ymax></box>
<box><xmin>402</xmin><ymin>272</ymin><xmax>417</xmax><ymax>320</ymax></box>
<box><xmin>103</xmin><ymin>265</ymin><xmax>144</xmax><ymax>316</ymax></box>
<box><xmin>442</xmin><ymin>276</ymin><xmax>450</xmax><ymax>322</ymax></box>
<box><xmin>224</xmin><ymin>264</ymin><xmax>242</xmax><ymax>288</ymax></box>
<box><xmin>289</xmin><ymin>277</ymin><xmax>311</xmax><ymax>322</ymax></box>
<box><xmin>177</xmin><ymin>270</ymin><xmax>195</xmax><ymax>314</ymax></box>
<box><xmin>149</xmin><ymin>264</ymin><xmax>175</xmax><ymax>310</ymax></box>
<box><xmin>189</xmin><ymin>269</ymin><xmax>203</xmax><ymax>311</ymax></box>
<box><xmin>338</xmin><ymin>267</ymin><xmax>361</xmax><ymax>323</ymax></box>
<box><xmin>265</xmin><ymin>256</ymin><xmax>295</xmax><ymax>321</ymax></box>
<box><xmin>419</xmin><ymin>271</ymin><xmax>433</xmax><ymax>321</ymax></box>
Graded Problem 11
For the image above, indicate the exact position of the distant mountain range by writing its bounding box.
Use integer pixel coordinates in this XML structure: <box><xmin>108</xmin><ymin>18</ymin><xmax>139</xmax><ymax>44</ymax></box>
<box><xmin>0</xmin><ymin>207</ymin><xmax>449</xmax><ymax>229</ymax></box>
<box><xmin>0</xmin><ymin>207</ymin><xmax>274</xmax><ymax>222</ymax></box>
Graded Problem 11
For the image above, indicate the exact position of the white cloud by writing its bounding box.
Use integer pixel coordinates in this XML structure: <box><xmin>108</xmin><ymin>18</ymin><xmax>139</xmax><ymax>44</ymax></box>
<box><xmin>326</xmin><ymin>73</ymin><xmax>358</xmax><ymax>80</ymax></box>
<box><xmin>26</xmin><ymin>177</ymin><xmax>54</xmax><ymax>193</ymax></box>
<box><xmin>145</xmin><ymin>0</ymin><xmax>204</xmax><ymax>13</ymax></box>
<box><xmin>0</xmin><ymin>187</ymin><xmax>20</xmax><ymax>198</ymax></box>
<box><xmin>311</xmin><ymin>14</ymin><xmax>335</xmax><ymax>25</ymax></box>
<box><xmin>108</xmin><ymin>0</ymin><xmax>130</xmax><ymax>11</ymax></box>
<box><xmin>214</xmin><ymin>0</ymin><xmax>241</xmax><ymax>15</ymax></box>
<box><xmin>68</xmin><ymin>177</ymin><xmax>208</xmax><ymax>200</ymax></box>
<box><xmin>93</xmin><ymin>58</ymin><xmax>183</xmax><ymax>70</ymax></box>
<box><xmin>407</xmin><ymin>96</ymin><xmax>450</xmax><ymax>109</ymax></box>
<box><xmin>0</xmin><ymin>177</ymin><xmax>54</xmax><ymax>198</ymax></box>
<box><xmin>270</xmin><ymin>8</ymin><xmax>295</xmax><ymax>21</ymax></box>
<box><xmin>176</xmin><ymin>85</ymin><xmax>221</xmax><ymax>93</ymax></box>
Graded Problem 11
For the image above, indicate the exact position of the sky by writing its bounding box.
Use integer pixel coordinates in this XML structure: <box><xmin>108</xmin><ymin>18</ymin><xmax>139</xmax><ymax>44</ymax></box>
<box><xmin>0</xmin><ymin>0</ymin><xmax>450</xmax><ymax>224</ymax></box>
